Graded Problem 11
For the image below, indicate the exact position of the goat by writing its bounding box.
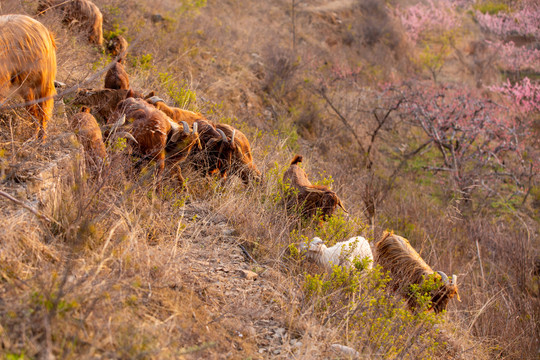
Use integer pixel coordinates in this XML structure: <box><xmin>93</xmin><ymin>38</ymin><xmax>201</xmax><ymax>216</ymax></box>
<box><xmin>72</xmin><ymin>88</ymin><xmax>143</xmax><ymax>122</ymax></box>
<box><xmin>38</xmin><ymin>0</ymin><xmax>103</xmax><ymax>45</ymax></box>
<box><xmin>110</xmin><ymin>97</ymin><xmax>199</xmax><ymax>186</ymax></box>
<box><xmin>69</xmin><ymin>106</ymin><xmax>107</xmax><ymax>171</ymax></box>
<box><xmin>375</xmin><ymin>231</ymin><xmax>460</xmax><ymax>313</ymax></box>
<box><xmin>300</xmin><ymin>236</ymin><xmax>373</xmax><ymax>272</ymax></box>
<box><xmin>145</xmin><ymin>95</ymin><xmax>205</xmax><ymax>125</ymax></box>
<box><xmin>213</xmin><ymin>123</ymin><xmax>261</xmax><ymax>184</ymax></box>
<box><xmin>104</xmin><ymin>58</ymin><xmax>129</xmax><ymax>90</ymax></box>
<box><xmin>106</xmin><ymin>34</ymin><xmax>128</xmax><ymax>58</ymax></box>
<box><xmin>0</xmin><ymin>14</ymin><xmax>57</xmax><ymax>139</ymax></box>
<box><xmin>283</xmin><ymin>155</ymin><xmax>347</xmax><ymax>221</ymax></box>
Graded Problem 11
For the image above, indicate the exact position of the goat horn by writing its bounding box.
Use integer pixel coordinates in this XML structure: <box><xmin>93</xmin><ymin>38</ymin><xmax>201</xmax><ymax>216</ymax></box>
<box><xmin>167</xmin><ymin>118</ymin><xmax>182</xmax><ymax>143</ymax></box>
<box><xmin>231</xmin><ymin>129</ymin><xmax>236</xmax><ymax>146</ymax></box>
<box><xmin>112</xmin><ymin>114</ymin><xmax>126</xmax><ymax>132</ymax></box>
<box><xmin>180</xmin><ymin>121</ymin><xmax>190</xmax><ymax>134</ymax></box>
<box><xmin>216</xmin><ymin>128</ymin><xmax>228</xmax><ymax>144</ymax></box>
<box><xmin>436</xmin><ymin>271</ymin><xmax>449</xmax><ymax>284</ymax></box>
<box><xmin>192</xmin><ymin>122</ymin><xmax>198</xmax><ymax>134</ymax></box>
<box><xmin>146</xmin><ymin>96</ymin><xmax>166</xmax><ymax>105</ymax></box>
<box><xmin>116</xmin><ymin>131</ymin><xmax>138</xmax><ymax>144</ymax></box>
<box><xmin>337</xmin><ymin>199</ymin><xmax>348</xmax><ymax>213</ymax></box>
<box><xmin>452</xmin><ymin>274</ymin><xmax>457</xmax><ymax>285</ymax></box>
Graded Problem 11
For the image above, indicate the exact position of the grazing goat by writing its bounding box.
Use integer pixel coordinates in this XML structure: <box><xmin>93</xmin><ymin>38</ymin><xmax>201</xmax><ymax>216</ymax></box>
<box><xmin>145</xmin><ymin>95</ymin><xmax>205</xmax><ymax>125</ymax></box>
<box><xmin>69</xmin><ymin>106</ymin><xmax>107</xmax><ymax>171</ymax></box>
<box><xmin>38</xmin><ymin>0</ymin><xmax>103</xmax><ymax>45</ymax></box>
<box><xmin>0</xmin><ymin>15</ymin><xmax>57</xmax><ymax>139</ymax></box>
<box><xmin>283</xmin><ymin>155</ymin><xmax>347</xmax><ymax>221</ymax></box>
<box><xmin>300</xmin><ymin>236</ymin><xmax>373</xmax><ymax>272</ymax></box>
<box><xmin>106</xmin><ymin>34</ymin><xmax>128</xmax><ymax>58</ymax></box>
<box><xmin>375</xmin><ymin>231</ymin><xmax>460</xmax><ymax>313</ymax></box>
<box><xmin>111</xmin><ymin>97</ymin><xmax>199</xmax><ymax>185</ymax></box>
<box><xmin>73</xmin><ymin>88</ymin><xmax>143</xmax><ymax>122</ymax></box>
<box><xmin>213</xmin><ymin>123</ymin><xmax>261</xmax><ymax>184</ymax></box>
<box><xmin>104</xmin><ymin>58</ymin><xmax>129</xmax><ymax>90</ymax></box>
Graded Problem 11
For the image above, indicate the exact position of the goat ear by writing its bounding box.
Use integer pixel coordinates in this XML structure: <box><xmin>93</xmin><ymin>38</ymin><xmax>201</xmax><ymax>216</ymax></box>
<box><xmin>126</xmin><ymin>89</ymin><xmax>135</xmax><ymax>99</ymax></box>
<box><xmin>144</xmin><ymin>91</ymin><xmax>155</xmax><ymax>99</ymax></box>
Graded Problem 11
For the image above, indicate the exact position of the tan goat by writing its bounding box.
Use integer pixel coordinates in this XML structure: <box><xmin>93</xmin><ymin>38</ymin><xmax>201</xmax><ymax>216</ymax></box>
<box><xmin>69</xmin><ymin>106</ymin><xmax>107</xmax><ymax>171</ymax></box>
<box><xmin>0</xmin><ymin>14</ymin><xmax>57</xmax><ymax>139</ymax></box>
<box><xmin>104</xmin><ymin>58</ymin><xmax>129</xmax><ymax>90</ymax></box>
<box><xmin>38</xmin><ymin>0</ymin><xmax>103</xmax><ymax>45</ymax></box>
<box><xmin>106</xmin><ymin>34</ymin><xmax>128</xmax><ymax>58</ymax></box>
<box><xmin>283</xmin><ymin>155</ymin><xmax>346</xmax><ymax>221</ymax></box>
<box><xmin>375</xmin><ymin>231</ymin><xmax>460</xmax><ymax>313</ymax></box>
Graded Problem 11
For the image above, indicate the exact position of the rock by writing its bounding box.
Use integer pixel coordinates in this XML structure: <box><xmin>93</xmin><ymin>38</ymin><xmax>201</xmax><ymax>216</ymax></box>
<box><xmin>151</xmin><ymin>14</ymin><xmax>164</xmax><ymax>23</ymax></box>
<box><xmin>222</xmin><ymin>228</ymin><xmax>237</xmax><ymax>236</ymax></box>
<box><xmin>237</xmin><ymin>269</ymin><xmax>258</xmax><ymax>280</ymax></box>
<box><xmin>330</xmin><ymin>344</ymin><xmax>360</xmax><ymax>358</ymax></box>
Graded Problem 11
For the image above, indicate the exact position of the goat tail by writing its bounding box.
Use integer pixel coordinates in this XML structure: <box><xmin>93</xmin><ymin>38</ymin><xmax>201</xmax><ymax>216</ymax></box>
<box><xmin>290</xmin><ymin>154</ymin><xmax>303</xmax><ymax>165</ymax></box>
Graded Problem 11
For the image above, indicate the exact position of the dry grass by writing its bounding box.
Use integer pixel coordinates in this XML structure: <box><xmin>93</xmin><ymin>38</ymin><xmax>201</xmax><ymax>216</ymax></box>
<box><xmin>0</xmin><ymin>0</ymin><xmax>538</xmax><ymax>359</ymax></box>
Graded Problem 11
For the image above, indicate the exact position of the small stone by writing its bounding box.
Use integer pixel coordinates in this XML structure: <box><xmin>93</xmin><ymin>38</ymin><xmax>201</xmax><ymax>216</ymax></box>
<box><xmin>222</xmin><ymin>228</ymin><xmax>237</xmax><ymax>236</ymax></box>
<box><xmin>330</xmin><ymin>344</ymin><xmax>360</xmax><ymax>358</ymax></box>
<box><xmin>237</xmin><ymin>269</ymin><xmax>258</xmax><ymax>280</ymax></box>
<box><xmin>151</xmin><ymin>14</ymin><xmax>164</xmax><ymax>23</ymax></box>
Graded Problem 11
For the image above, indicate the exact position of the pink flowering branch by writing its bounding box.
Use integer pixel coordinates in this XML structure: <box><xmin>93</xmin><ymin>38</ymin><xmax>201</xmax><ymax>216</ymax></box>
<box><xmin>396</xmin><ymin>0</ymin><xmax>460</xmax><ymax>44</ymax></box>
<box><xmin>475</xmin><ymin>2</ymin><xmax>540</xmax><ymax>40</ymax></box>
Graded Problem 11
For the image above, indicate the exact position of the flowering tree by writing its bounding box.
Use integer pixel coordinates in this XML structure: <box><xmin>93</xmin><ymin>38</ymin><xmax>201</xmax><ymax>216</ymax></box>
<box><xmin>490</xmin><ymin>77</ymin><xmax>540</xmax><ymax>114</ymax></box>
<box><xmin>386</xmin><ymin>82</ymin><xmax>536</xmax><ymax>204</ymax></box>
<box><xmin>485</xmin><ymin>40</ymin><xmax>540</xmax><ymax>74</ymax></box>
<box><xmin>396</xmin><ymin>0</ymin><xmax>460</xmax><ymax>44</ymax></box>
<box><xmin>475</xmin><ymin>1</ymin><xmax>540</xmax><ymax>40</ymax></box>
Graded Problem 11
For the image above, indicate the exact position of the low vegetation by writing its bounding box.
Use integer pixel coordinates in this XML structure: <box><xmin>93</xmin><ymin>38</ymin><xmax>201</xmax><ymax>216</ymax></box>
<box><xmin>0</xmin><ymin>0</ymin><xmax>538</xmax><ymax>359</ymax></box>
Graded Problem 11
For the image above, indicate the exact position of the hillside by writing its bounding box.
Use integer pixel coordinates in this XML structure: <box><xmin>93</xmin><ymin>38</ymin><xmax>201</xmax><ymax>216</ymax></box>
<box><xmin>0</xmin><ymin>0</ymin><xmax>539</xmax><ymax>359</ymax></box>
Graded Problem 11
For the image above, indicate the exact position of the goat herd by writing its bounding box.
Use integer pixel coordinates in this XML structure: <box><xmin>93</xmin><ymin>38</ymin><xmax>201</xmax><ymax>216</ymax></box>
<box><xmin>0</xmin><ymin>1</ymin><xmax>460</xmax><ymax>314</ymax></box>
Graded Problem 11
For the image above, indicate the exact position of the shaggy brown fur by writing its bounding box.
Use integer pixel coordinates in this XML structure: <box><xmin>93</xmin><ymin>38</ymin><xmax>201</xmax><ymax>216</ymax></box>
<box><xmin>0</xmin><ymin>15</ymin><xmax>57</xmax><ymax>139</ymax></box>
<box><xmin>72</xmin><ymin>88</ymin><xmax>143</xmax><ymax>122</ymax></box>
<box><xmin>111</xmin><ymin>97</ymin><xmax>172</xmax><ymax>174</ymax></box>
<box><xmin>375</xmin><ymin>232</ymin><xmax>460</xmax><ymax>313</ymax></box>
<box><xmin>104</xmin><ymin>59</ymin><xmax>129</xmax><ymax>90</ymax></box>
<box><xmin>111</xmin><ymin>97</ymin><xmax>198</xmax><ymax>188</ymax></box>
<box><xmin>38</xmin><ymin>0</ymin><xmax>103</xmax><ymax>45</ymax></box>
<box><xmin>69</xmin><ymin>106</ymin><xmax>107</xmax><ymax>171</ymax></box>
<box><xmin>106</xmin><ymin>34</ymin><xmax>128</xmax><ymax>58</ymax></box>
<box><xmin>283</xmin><ymin>155</ymin><xmax>346</xmax><ymax>221</ymax></box>
<box><xmin>214</xmin><ymin>123</ymin><xmax>261</xmax><ymax>184</ymax></box>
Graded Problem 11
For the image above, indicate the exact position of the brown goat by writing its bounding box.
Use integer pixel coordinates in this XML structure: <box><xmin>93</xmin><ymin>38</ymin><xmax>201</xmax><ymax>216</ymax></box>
<box><xmin>145</xmin><ymin>95</ymin><xmax>205</xmax><ymax>125</ymax></box>
<box><xmin>72</xmin><ymin>88</ymin><xmax>143</xmax><ymax>122</ymax></box>
<box><xmin>375</xmin><ymin>231</ymin><xmax>460</xmax><ymax>313</ymax></box>
<box><xmin>69</xmin><ymin>106</ymin><xmax>107</xmax><ymax>171</ymax></box>
<box><xmin>283</xmin><ymin>155</ymin><xmax>346</xmax><ymax>221</ymax></box>
<box><xmin>106</xmin><ymin>34</ymin><xmax>128</xmax><ymax>58</ymax></box>
<box><xmin>111</xmin><ymin>97</ymin><xmax>199</xmax><ymax>186</ymax></box>
<box><xmin>104</xmin><ymin>58</ymin><xmax>129</xmax><ymax>90</ymax></box>
<box><xmin>38</xmin><ymin>0</ymin><xmax>103</xmax><ymax>45</ymax></box>
<box><xmin>0</xmin><ymin>15</ymin><xmax>57</xmax><ymax>139</ymax></box>
<box><xmin>214</xmin><ymin>123</ymin><xmax>261</xmax><ymax>184</ymax></box>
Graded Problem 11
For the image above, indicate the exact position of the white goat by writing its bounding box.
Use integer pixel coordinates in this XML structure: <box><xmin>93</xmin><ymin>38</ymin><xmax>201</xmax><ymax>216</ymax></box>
<box><xmin>299</xmin><ymin>236</ymin><xmax>373</xmax><ymax>272</ymax></box>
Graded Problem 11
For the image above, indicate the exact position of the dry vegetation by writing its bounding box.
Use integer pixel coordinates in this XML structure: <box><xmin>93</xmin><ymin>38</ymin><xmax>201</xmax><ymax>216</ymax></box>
<box><xmin>0</xmin><ymin>0</ymin><xmax>539</xmax><ymax>359</ymax></box>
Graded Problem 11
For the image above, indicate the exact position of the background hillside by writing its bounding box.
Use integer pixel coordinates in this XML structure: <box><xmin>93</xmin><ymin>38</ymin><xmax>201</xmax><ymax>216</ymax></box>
<box><xmin>0</xmin><ymin>0</ymin><xmax>538</xmax><ymax>359</ymax></box>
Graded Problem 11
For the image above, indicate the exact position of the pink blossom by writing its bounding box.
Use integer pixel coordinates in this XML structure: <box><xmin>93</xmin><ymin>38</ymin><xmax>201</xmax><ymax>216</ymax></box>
<box><xmin>490</xmin><ymin>77</ymin><xmax>540</xmax><ymax>114</ymax></box>
<box><xmin>475</xmin><ymin>2</ymin><xmax>540</xmax><ymax>39</ymax></box>
<box><xmin>396</xmin><ymin>0</ymin><xmax>460</xmax><ymax>43</ymax></box>
<box><xmin>485</xmin><ymin>40</ymin><xmax>540</xmax><ymax>72</ymax></box>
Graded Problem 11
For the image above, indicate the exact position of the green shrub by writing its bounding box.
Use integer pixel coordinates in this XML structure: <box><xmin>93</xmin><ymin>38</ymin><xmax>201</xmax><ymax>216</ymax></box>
<box><xmin>474</xmin><ymin>1</ymin><xmax>510</xmax><ymax>15</ymax></box>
